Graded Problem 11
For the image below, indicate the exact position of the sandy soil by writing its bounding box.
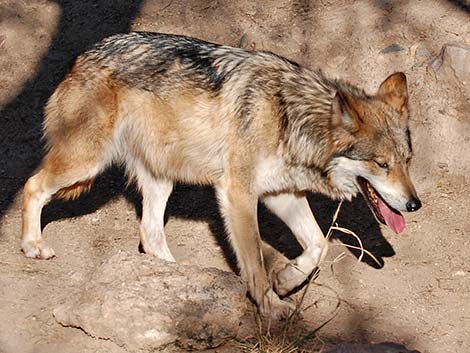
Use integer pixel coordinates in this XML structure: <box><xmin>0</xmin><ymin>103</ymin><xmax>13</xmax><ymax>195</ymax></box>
<box><xmin>1</xmin><ymin>1</ymin><xmax>469</xmax><ymax>352</ymax></box>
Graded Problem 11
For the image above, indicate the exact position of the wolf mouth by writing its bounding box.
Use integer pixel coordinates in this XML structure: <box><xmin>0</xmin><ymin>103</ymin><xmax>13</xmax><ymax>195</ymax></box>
<box><xmin>357</xmin><ymin>177</ymin><xmax>405</xmax><ymax>234</ymax></box>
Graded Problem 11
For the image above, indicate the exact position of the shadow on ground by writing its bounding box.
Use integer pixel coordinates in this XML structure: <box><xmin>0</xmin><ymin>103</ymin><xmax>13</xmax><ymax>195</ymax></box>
<box><xmin>42</xmin><ymin>176</ymin><xmax>394</xmax><ymax>272</ymax></box>
<box><xmin>448</xmin><ymin>0</ymin><xmax>470</xmax><ymax>12</ymax></box>
<box><xmin>0</xmin><ymin>0</ymin><xmax>144</xmax><ymax>221</ymax></box>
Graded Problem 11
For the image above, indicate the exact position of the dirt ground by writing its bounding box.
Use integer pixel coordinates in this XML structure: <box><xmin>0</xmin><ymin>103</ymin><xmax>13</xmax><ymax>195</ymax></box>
<box><xmin>1</xmin><ymin>1</ymin><xmax>470</xmax><ymax>352</ymax></box>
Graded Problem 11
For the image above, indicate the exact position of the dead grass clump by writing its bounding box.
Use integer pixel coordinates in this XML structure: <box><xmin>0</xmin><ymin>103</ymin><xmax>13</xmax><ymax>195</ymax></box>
<box><xmin>238</xmin><ymin>201</ymin><xmax>380</xmax><ymax>353</ymax></box>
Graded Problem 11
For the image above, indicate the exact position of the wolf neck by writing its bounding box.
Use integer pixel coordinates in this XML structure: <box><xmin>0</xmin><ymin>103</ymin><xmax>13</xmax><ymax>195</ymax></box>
<box><xmin>276</xmin><ymin>69</ymin><xmax>337</xmax><ymax>168</ymax></box>
<box><xmin>272</xmin><ymin>69</ymin><xmax>359</xmax><ymax>199</ymax></box>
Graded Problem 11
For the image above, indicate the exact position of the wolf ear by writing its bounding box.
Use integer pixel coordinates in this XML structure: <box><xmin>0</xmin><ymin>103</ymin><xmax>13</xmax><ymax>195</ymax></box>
<box><xmin>377</xmin><ymin>72</ymin><xmax>408</xmax><ymax>113</ymax></box>
<box><xmin>331</xmin><ymin>91</ymin><xmax>364</xmax><ymax>132</ymax></box>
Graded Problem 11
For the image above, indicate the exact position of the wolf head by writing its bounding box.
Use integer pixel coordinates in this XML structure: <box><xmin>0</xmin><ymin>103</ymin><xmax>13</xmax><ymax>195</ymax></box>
<box><xmin>328</xmin><ymin>73</ymin><xmax>421</xmax><ymax>233</ymax></box>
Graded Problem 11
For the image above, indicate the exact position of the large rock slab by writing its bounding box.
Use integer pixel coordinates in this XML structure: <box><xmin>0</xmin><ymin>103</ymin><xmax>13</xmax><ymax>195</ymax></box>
<box><xmin>53</xmin><ymin>251</ymin><xmax>248</xmax><ymax>352</ymax></box>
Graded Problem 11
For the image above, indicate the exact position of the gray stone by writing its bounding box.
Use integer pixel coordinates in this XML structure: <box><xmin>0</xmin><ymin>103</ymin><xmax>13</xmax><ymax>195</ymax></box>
<box><xmin>415</xmin><ymin>43</ymin><xmax>430</xmax><ymax>60</ymax></box>
<box><xmin>380</xmin><ymin>44</ymin><xmax>405</xmax><ymax>54</ymax></box>
<box><xmin>412</xmin><ymin>42</ymin><xmax>431</xmax><ymax>67</ymax></box>
<box><xmin>53</xmin><ymin>251</ymin><xmax>248</xmax><ymax>352</ymax></box>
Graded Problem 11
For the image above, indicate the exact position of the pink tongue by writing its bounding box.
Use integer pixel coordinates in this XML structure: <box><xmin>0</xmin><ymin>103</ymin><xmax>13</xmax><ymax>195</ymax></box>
<box><xmin>377</xmin><ymin>196</ymin><xmax>405</xmax><ymax>234</ymax></box>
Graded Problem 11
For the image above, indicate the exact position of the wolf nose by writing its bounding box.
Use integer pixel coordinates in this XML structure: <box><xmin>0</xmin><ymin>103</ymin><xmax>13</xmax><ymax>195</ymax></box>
<box><xmin>406</xmin><ymin>197</ymin><xmax>422</xmax><ymax>212</ymax></box>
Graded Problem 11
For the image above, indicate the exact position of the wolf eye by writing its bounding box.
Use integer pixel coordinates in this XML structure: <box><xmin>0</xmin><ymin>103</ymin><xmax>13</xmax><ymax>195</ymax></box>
<box><xmin>375</xmin><ymin>160</ymin><xmax>389</xmax><ymax>169</ymax></box>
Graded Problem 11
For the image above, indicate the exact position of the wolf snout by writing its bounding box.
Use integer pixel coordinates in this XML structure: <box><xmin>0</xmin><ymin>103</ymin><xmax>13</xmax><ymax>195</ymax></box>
<box><xmin>406</xmin><ymin>196</ymin><xmax>421</xmax><ymax>212</ymax></box>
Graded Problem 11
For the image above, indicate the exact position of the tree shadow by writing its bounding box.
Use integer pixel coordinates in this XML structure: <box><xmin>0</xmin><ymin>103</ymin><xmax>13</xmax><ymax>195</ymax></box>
<box><xmin>448</xmin><ymin>0</ymin><xmax>470</xmax><ymax>12</ymax></box>
<box><xmin>0</xmin><ymin>0</ymin><xmax>144</xmax><ymax>225</ymax></box>
<box><xmin>42</xmin><ymin>178</ymin><xmax>394</xmax><ymax>273</ymax></box>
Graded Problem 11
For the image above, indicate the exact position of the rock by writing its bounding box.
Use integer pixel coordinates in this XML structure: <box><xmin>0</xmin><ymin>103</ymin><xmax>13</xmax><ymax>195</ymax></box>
<box><xmin>238</xmin><ymin>33</ymin><xmax>256</xmax><ymax>50</ymax></box>
<box><xmin>53</xmin><ymin>251</ymin><xmax>248</xmax><ymax>352</ymax></box>
<box><xmin>415</xmin><ymin>43</ymin><xmax>430</xmax><ymax>60</ymax></box>
<box><xmin>326</xmin><ymin>342</ymin><xmax>420</xmax><ymax>353</ymax></box>
<box><xmin>411</xmin><ymin>42</ymin><xmax>431</xmax><ymax>67</ymax></box>
<box><xmin>429</xmin><ymin>42</ymin><xmax>470</xmax><ymax>81</ymax></box>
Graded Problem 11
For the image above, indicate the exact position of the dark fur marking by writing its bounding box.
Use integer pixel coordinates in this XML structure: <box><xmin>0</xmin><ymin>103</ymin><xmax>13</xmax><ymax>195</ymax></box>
<box><xmin>172</xmin><ymin>42</ymin><xmax>225</xmax><ymax>90</ymax></box>
<box><xmin>83</xmin><ymin>32</ymin><xmax>241</xmax><ymax>93</ymax></box>
<box><xmin>275</xmin><ymin>91</ymin><xmax>289</xmax><ymax>136</ymax></box>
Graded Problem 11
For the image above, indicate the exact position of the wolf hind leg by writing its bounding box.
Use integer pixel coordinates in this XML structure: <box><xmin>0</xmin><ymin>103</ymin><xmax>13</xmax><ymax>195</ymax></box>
<box><xmin>22</xmin><ymin>154</ymin><xmax>107</xmax><ymax>259</ymax></box>
<box><xmin>22</xmin><ymin>73</ymin><xmax>122</xmax><ymax>259</ymax></box>
<box><xmin>22</xmin><ymin>169</ymin><xmax>58</xmax><ymax>259</ymax></box>
<box><xmin>133</xmin><ymin>162</ymin><xmax>175</xmax><ymax>261</ymax></box>
<box><xmin>262</xmin><ymin>193</ymin><xmax>328</xmax><ymax>296</ymax></box>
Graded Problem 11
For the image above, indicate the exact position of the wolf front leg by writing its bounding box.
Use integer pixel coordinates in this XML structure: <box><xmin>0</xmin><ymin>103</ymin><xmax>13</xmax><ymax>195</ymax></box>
<box><xmin>263</xmin><ymin>193</ymin><xmax>328</xmax><ymax>296</ymax></box>
<box><xmin>216</xmin><ymin>182</ymin><xmax>294</xmax><ymax>319</ymax></box>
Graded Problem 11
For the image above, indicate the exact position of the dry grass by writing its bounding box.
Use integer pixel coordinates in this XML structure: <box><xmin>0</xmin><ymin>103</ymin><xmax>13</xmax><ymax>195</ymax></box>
<box><xmin>237</xmin><ymin>201</ymin><xmax>379</xmax><ymax>353</ymax></box>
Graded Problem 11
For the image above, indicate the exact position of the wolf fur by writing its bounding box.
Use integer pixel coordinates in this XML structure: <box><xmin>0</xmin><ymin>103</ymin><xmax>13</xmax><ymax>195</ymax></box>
<box><xmin>21</xmin><ymin>32</ymin><xmax>421</xmax><ymax>318</ymax></box>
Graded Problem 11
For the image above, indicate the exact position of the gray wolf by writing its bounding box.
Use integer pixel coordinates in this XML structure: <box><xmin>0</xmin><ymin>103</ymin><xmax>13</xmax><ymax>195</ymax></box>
<box><xmin>21</xmin><ymin>32</ymin><xmax>421</xmax><ymax>318</ymax></box>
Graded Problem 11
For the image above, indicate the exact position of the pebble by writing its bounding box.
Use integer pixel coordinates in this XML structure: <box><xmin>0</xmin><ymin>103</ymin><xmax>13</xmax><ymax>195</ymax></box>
<box><xmin>380</xmin><ymin>43</ymin><xmax>405</xmax><ymax>53</ymax></box>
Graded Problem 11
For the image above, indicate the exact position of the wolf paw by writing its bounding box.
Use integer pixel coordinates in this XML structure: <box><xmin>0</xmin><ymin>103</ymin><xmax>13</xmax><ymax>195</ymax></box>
<box><xmin>274</xmin><ymin>246</ymin><xmax>325</xmax><ymax>296</ymax></box>
<box><xmin>21</xmin><ymin>241</ymin><xmax>56</xmax><ymax>259</ymax></box>
<box><xmin>259</xmin><ymin>291</ymin><xmax>297</xmax><ymax>320</ymax></box>
<box><xmin>274</xmin><ymin>261</ymin><xmax>311</xmax><ymax>296</ymax></box>
<box><xmin>271</xmin><ymin>299</ymin><xmax>296</xmax><ymax>320</ymax></box>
